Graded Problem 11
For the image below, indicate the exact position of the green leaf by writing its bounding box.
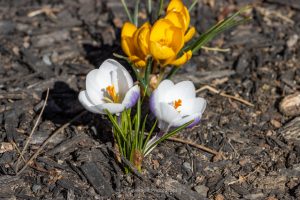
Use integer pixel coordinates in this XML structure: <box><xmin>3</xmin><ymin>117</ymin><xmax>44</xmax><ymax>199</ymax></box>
<box><xmin>143</xmin><ymin>57</ymin><xmax>152</xmax><ymax>96</ymax></box>
<box><xmin>188</xmin><ymin>0</ymin><xmax>198</xmax><ymax>12</ymax></box>
<box><xmin>187</xmin><ymin>6</ymin><xmax>251</xmax><ymax>53</ymax></box>
<box><xmin>148</xmin><ymin>0</ymin><xmax>152</xmax><ymax>21</ymax></box>
<box><xmin>105</xmin><ymin>110</ymin><xmax>127</xmax><ymax>143</ymax></box>
<box><xmin>156</xmin><ymin>0</ymin><xmax>164</xmax><ymax>20</ymax></box>
<box><xmin>144</xmin><ymin>120</ymin><xmax>193</xmax><ymax>155</ymax></box>
<box><xmin>142</xmin><ymin>119</ymin><xmax>157</xmax><ymax>151</ymax></box>
<box><xmin>134</xmin><ymin>98</ymin><xmax>141</xmax><ymax>148</ymax></box>
<box><xmin>133</xmin><ymin>0</ymin><xmax>140</xmax><ymax>26</ymax></box>
<box><xmin>120</xmin><ymin>0</ymin><xmax>134</xmax><ymax>23</ymax></box>
<box><xmin>165</xmin><ymin>66</ymin><xmax>179</xmax><ymax>79</ymax></box>
<box><xmin>139</xmin><ymin>114</ymin><xmax>148</xmax><ymax>149</ymax></box>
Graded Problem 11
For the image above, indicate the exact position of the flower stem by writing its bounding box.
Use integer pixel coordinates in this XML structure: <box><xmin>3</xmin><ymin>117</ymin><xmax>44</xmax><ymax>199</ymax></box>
<box><xmin>156</xmin><ymin>0</ymin><xmax>164</xmax><ymax>20</ymax></box>
<box><xmin>120</xmin><ymin>0</ymin><xmax>134</xmax><ymax>23</ymax></box>
<box><xmin>156</xmin><ymin>67</ymin><xmax>165</xmax><ymax>88</ymax></box>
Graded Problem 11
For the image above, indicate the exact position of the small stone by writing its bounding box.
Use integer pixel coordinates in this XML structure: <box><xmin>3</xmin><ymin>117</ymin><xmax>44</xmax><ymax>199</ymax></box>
<box><xmin>243</xmin><ymin>193</ymin><xmax>265</xmax><ymax>199</ymax></box>
<box><xmin>279</xmin><ymin>93</ymin><xmax>300</xmax><ymax>117</ymax></box>
<box><xmin>183</xmin><ymin>162</ymin><xmax>192</xmax><ymax>171</ymax></box>
<box><xmin>0</xmin><ymin>142</ymin><xmax>14</xmax><ymax>153</ymax></box>
<box><xmin>215</xmin><ymin>194</ymin><xmax>225</xmax><ymax>200</ymax></box>
<box><xmin>32</xmin><ymin>184</ymin><xmax>41</xmax><ymax>193</ymax></box>
<box><xmin>270</xmin><ymin>119</ymin><xmax>282</xmax><ymax>128</ymax></box>
<box><xmin>287</xmin><ymin>34</ymin><xmax>299</xmax><ymax>48</ymax></box>
<box><xmin>176</xmin><ymin>146</ymin><xmax>187</xmax><ymax>155</ymax></box>
<box><xmin>266</xmin><ymin>197</ymin><xmax>278</xmax><ymax>200</ymax></box>
<box><xmin>194</xmin><ymin>185</ymin><xmax>209</xmax><ymax>197</ymax></box>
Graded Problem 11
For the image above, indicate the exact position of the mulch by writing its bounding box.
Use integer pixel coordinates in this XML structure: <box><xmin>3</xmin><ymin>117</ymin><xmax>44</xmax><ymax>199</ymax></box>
<box><xmin>0</xmin><ymin>0</ymin><xmax>300</xmax><ymax>199</ymax></box>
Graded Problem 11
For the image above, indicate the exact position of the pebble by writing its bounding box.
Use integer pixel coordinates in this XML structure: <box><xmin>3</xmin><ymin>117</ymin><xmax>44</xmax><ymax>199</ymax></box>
<box><xmin>194</xmin><ymin>185</ymin><xmax>209</xmax><ymax>197</ymax></box>
<box><xmin>279</xmin><ymin>93</ymin><xmax>300</xmax><ymax>117</ymax></box>
<box><xmin>32</xmin><ymin>184</ymin><xmax>42</xmax><ymax>193</ymax></box>
<box><xmin>287</xmin><ymin>34</ymin><xmax>299</xmax><ymax>48</ymax></box>
<box><xmin>270</xmin><ymin>119</ymin><xmax>282</xmax><ymax>128</ymax></box>
<box><xmin>182</xmin><ymin>162</ymin><xmax>192</xmax><ymax>171</ymax></box>
<box><xmin>243</xmin><ymin>193</ymin><xmax>265</xmax><ymax>199</ymax></box>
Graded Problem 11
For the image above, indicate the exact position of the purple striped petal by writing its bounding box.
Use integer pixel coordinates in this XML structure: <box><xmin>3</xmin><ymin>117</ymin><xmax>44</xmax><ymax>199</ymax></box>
<box><xmin>125</xmin><ymin>90</ymin><xmax>139</xmax><ymax>108</ymax></box>
<box><xmin>187</xmin><ymin>116</ymin><xmax>201</xmax><ymax>128</ymax></box>
<box><xmin>122</xmin><ymin>85</ymin><xmax>140</xmax><ymax>109</ymax></box>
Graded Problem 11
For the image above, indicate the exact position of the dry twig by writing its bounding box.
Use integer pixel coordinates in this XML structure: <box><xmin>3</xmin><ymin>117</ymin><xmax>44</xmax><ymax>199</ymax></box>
<box><xmin>196</xmin><ymin>85</ymin><xmax>254</xmax><ymax>107</ymax></box>
<box><xmin>167</xmin><ymin>136</ymin><xmax>223</xmax><ymax>158</ymax></box>
<box><xmin>27</xmin><ymin>6</ymin><xmax>61</xmax><ymax>19</ymax></box>
<box><xmin>201</xmin><ymin>46</ymin><xmax>230</xmax><ymax>52</ymax></box>
<box><xmin>15</xmin><ymin>88</ymin><xmax>49</xmax><ymax>171</ymax></box>
<box><xmin>16</xmin><ymin>110</ymin><xmax>87</xmax><ymax>175</ymax></box>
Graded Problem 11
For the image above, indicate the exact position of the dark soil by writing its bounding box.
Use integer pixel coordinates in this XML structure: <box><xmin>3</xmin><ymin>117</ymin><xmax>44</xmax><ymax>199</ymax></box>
<box><xmin>0</xmin><ymin>0</ymin><xmax>300</xmax><ymax>199</ymax></box>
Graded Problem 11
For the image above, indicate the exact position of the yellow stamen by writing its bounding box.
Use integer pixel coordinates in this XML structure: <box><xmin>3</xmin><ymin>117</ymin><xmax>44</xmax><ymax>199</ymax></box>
<box><xmin>173</xmin><ymin>99</ymin><xmax>182</xmax><ymax>110</ymax></box>
<box><xmin>106</xmin><ymin>85</ymin><xmax>119</xmax><ymax>103</ymax></box>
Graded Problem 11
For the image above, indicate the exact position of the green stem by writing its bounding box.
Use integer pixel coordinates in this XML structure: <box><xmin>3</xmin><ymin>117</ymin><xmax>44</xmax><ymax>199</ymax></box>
<box><xmin>133</xmin><ymin>0</ymin><xmax>140</xmax><ymax>26</ymax></box>
<box><xmin>188</xmin><ymin>0</ymin><xmax>199</xmax><ymax>12</ymax></box>
<box><xmin>156</xmin><ymin>0</ymin><xmax>164</xmax><ymax>20</ymax></box>
<box><xmin>148</xmin><ymin>0</ymin><xmax>152</xmax><ymax>21</ymax></box>
<box><xmin>165</xmin><ymin>66</ymin><xmax>179</xmax><ymax>80</ymax></box>
<box><xmin>156</xmin><ymin>67</ymin><xmax>166</xmax><ymax>87</ymax></box>
<box><xmin>120</xmin><ymin>0</ymin><xmax>134</xmax><ymax>23</ymax></box>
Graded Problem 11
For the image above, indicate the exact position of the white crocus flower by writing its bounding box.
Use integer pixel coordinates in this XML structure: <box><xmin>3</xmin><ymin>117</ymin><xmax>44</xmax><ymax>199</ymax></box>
<box><xmin>150</xmin><ymin>79</ymin><xmax>207</xmax><ymax>131</ymax></box>
<box><xmin>78</xmin><ymin>59</ymin><xmax>140</xmax><ymax>114</ymax></box>
<box><xmin>145</xmin><ymin>80</ymin><xmax>206</xmax><ymax>155</ymax></box>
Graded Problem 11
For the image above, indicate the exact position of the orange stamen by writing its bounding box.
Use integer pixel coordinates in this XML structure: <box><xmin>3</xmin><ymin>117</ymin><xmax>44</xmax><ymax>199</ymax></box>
<box><xmin>106</xmin><ymin>85</ymin><xmax>119</xmax><ymax>103</ymax></box>
<box><xmin>173</xmin><ymin>99</ymin><xmax>182</xmax><ymax>110</ymax></box>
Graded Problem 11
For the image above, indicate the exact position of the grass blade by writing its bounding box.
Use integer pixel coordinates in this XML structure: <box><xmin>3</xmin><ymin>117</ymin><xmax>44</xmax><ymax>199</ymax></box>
<box><xmin>133</xmin><ymin>0</ymin><xmax>140</xmax><ymax>26</ymax></box>
<box><xmin>189</xmin><ymin>0</ymin><xmax>198</xmax><ymax>12</ymax></box>
<box><xmin>144</xmin><ymin>120</ymin><xmax>193</xmax><ymax>155</ymax></box>
<box><xmin>120</xmin><ymin>0</ymin><xmax>134</xmax><ymax>23</ymax></box>
<box><xmin>187</xmin><ymin>6</ymin><xmax>251</xmax><ymax>53</ymax></box>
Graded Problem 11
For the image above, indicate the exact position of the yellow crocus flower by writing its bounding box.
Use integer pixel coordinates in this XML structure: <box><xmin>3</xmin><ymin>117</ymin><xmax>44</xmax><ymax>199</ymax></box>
<box><xmin>121</xmin><ymin>22</ymin><xmax>151</xmax><ymax>67</ymax></box>
<box><xmin>166</xmin><ymin>0</ymin><xmax>195</xmax><ymax>42</ymax></box>
<box><xmin>149</xmin><ymin>18</ymin><xmax>192</xmax><ymax>67</ymax></box>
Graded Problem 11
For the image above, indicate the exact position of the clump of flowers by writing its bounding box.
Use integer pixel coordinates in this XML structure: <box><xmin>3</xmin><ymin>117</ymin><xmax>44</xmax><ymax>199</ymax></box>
<box><xmin>79</xmin><ymin>0</ymin><xmax>250</xmax><ymax>172</ymax></box>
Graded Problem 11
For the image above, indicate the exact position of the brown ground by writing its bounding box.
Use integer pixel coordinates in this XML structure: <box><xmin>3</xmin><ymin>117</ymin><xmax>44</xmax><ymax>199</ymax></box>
<box><xmin>0</xmin><ymin>0</ymin><xmax>300</xmax><ymax>199</ymax></box>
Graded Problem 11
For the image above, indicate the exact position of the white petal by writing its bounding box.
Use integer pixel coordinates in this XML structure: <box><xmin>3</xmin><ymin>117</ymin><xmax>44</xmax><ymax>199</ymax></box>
<box><xmin>78</xmin><ymin>91</ymin><xmax>102</xmax><ymax>114</ymax></box>
<box><xmin>159</xmin><ymin>102</ymin><xmax>181</xmax><ymax>124</ymax></box>
<box><xmin>171</xmin><ymin>113</ymin><xmax>202</xmax><ymax>128</ymax></box>
<box><xmin>122</xmin><ymin>85</ymin><xmax>140</xmax><ymax>108</ymax></box>
<box><xmin>100</xmin><ymin>103</ymin><xmax>125</xmax><ymax>114</ymax></box>
<box><xmin>100</xmin><ymin>59</ymin><xmax>133</xmax><ymax>88</ymax></box>
<box><xmin>150</xmin><ymin>80</ymin><xmax>174</xmax><ymax>118</ymax></box>
<box><xmin>180</xmin><ymin>97</ymin><xmax>207</xmax><ymax>116</ymax></box>
<box><xmin>85</xmin><ymin>59</ymin><xmax>134</xmax><ymax>106</ymax></box>
<box><xmin>85</xmin><ymin>69</ymin><xmax>109</xmax><ymax>105</ymax></box>
<box><xmin>164</xmin><ymin>81</ymin><xmax>195</xmax><ymax>103</ymax></box>
<box><xmin>116</xmin><ymin>68</ymin><xmax>131</xmax><ymax>99</ymax></box>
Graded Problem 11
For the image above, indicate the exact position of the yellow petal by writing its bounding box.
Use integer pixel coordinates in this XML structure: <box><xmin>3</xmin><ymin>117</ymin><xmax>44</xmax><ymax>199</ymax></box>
<box><xmin>169</xmin><ymin>26</ymin><xmax>184</xmax><ymax>53</ymax></box>
<box><xmin>165</xmin><ymin>11</ymin><xmax>185</xmax><ymax>29</ymax></box>
<box><xmin>121</xmin><ymin>22</ymin><xmax>137</xmax><ymax>57</ymax></box>
<box><xmin>182</xmin><ymin>7</ymin><xmax>190</xmax><ymax>31</ymax></box>
<box><xmin>149</xmin><ymin>19</ymin><xmax>174</xmax><ymax>42</ymax></box>
<box><xmin>121</xmin><ymin>22</ymin><xmax>137</xmax><ymax>38</ymax></box>
<box><xmin>169</xmin><ymin>50</ymin><xmax>192</xmax><ymax>66</ymax></box>
<box><xmin>121</xmin><ymin>37</ymin><xmax>134</xmax><ymax>57</ymax></box>
<box><xmin>135</xmin><ymin>60</ymin><xmax>146</xmax><ymax>67</ymax></box>
<box><xmin>184</xmin><ymin>26</ymin><xmax>196</xmax><ymax>42</ymax></box>
<box><xmin>167</xmin><ymin>0</ymin><xmax>184</xmax><ymax>13</ymax></box>
<box><xmin>150</xmin><ymin>41</ymin><xmax>176</xmax><ymax>60</ymax></box>
<box><xmin>129</xmin><ymin>56</ymin><xmax>146</xmax><ymax>67</ymax></box>
<box><xmin>137</xmin><ymin>22</ymin><xmax>151</xmax><ymax>57</ymax></box>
